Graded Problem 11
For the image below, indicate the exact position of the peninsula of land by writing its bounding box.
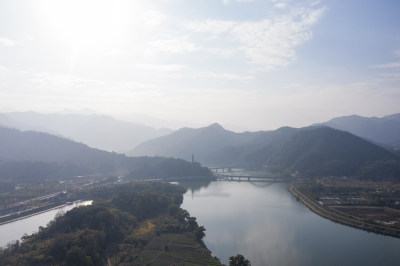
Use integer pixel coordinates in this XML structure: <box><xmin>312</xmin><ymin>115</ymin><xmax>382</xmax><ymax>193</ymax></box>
<box><xmin>0</xmin><ymin>182</ymin><xmax>222</xmax><ymax>265</ymax></box>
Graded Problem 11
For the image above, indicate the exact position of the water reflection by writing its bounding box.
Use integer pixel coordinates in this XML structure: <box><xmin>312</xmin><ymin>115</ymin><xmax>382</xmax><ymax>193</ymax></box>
<box><xmin>247</xmin><ymin>181</ymin><xmax>274</xmax><ymax>188</ymax></box>
<box><xmin>178</xmin><ymin>179</ymin><xmax>213</xmax><ymax>196</ymax></box>
<box><xmin>0</xmin><ymin>200</ymin><xmax>92</xmax><ymax>247</ymax></box>
<box><xmin>242</xmin><ymin>219</ymin><xmax>309</xmax><ymax>266</ymax></box>
<box><xmin>181</xmin><ymin>180</ymin><xmax>400</xmax><ymax>266</ymax></box>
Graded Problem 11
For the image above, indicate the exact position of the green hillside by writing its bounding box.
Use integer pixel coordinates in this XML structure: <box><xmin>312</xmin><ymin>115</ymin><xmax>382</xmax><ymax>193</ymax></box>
<box><xmin>0</xmin><ymin>182</ymin><xmax>222</xmax><ymax>266</ymax></box>
<box><xmin>0</xmin><ymin>126</ymin><xmax>211</xmax><ymax>182</ymax></box>
<box><xmin>268</xmin><ymin>127</ymin><xmax>400</xmax><ymax>179</ymax></box>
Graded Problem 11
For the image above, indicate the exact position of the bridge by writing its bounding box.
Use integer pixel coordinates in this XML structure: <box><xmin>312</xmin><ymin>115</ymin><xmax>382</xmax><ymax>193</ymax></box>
<box><xmin>209</xmin><ymin>167</ymin><xmax>242</xmax><ymax>173</ymax></box>
<box><xmin>209</xmin><ymin>167</ymin><xmax>289</xmax><ymax>183</ymax></box>
<box><xmin>214</xmin><ymin>173</ymin><xmax>286</xmax><ymax>182</ymax></box>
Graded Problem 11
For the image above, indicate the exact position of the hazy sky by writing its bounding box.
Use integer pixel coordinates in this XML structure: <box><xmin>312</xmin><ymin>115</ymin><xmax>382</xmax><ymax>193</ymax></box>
<box><xmin>0</xmin><ymin>0</ymin><xmax>399</xmax><ymax>131</ymax></box>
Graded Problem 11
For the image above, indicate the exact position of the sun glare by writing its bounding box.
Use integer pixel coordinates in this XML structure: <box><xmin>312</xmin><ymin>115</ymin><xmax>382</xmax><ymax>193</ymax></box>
<box><xmin>42</xmin><ymin>1</ymin><xmax>142</xmax><ymax>42</ymax></box>
<box><xmin>32</xmin><ymin>0</ymin><xmax>149</xmax><ymax>70</ymax></box>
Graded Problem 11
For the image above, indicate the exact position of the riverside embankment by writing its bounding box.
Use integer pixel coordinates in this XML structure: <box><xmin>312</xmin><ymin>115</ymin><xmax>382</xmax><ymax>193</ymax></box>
<box><xmin>290</xmin><ymin>182</ymin><xmax>400</xmax><ymax>238</ymax></box>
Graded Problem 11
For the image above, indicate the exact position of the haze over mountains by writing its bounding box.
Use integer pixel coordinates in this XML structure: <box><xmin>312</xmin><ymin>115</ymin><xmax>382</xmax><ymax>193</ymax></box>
<box><xmin>130</xmin><ymin>120</ymin><xmax>400</xmax><ymax>180</ymax></box>
<box><xmin>0</xmin><ymin>112</ymin><xmax>172</xmax><ymax>153</ymax></box>
<box><xmin>316</xmin><ymin>113</ymin><xmax>400</xmax><ymax>149</ymax></box>
<box><xmin>0</xmin><ymin>111</ymin><xmax>400</xmax><ymax>181</ymax></box>
<box><xmin>129</xmin><ymin>123</ymin><xmax>298</xmax><ymax>164</ymax></box>
<box><xmin>130</xmin><ymin>113</ymin><xmax>400</xmax><ymax>160</ymax></box>
<box><xmin>268</xmin><ymin>127</ymin><xmax>399</xmax><ymax>179</ymax></box>
<box><xmin>0</xmin><ymin>126</ymin><xmax>210</xmax><ymax>182</ymax></box>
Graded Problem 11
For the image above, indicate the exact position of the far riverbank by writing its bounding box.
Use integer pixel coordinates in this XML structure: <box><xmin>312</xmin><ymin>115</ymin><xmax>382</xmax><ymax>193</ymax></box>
<box><xmin>290</xmin><ymin>182</ymin><xmax>400</xmax><ymax>239</ymax></box>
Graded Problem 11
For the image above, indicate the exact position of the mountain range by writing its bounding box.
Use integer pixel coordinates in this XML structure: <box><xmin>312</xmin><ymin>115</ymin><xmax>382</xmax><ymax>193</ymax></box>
<box><xmin>1</xmin><ymin>111</ymin><xmax>400</xmax><ymax>181</ymax></box>
<box><xmin>0</xmin><ymin>112</ymin><xmax>172</xmax><ymax>152</ymax></box>
<box><xmin>316</xmin><ymin>113</ymin><xmax>400</xmax><ymax>149</ymax></box>
<box><xmin>0</xmin><ymin>126</ymin><xmax>210</xmax><ymax>182</ymax></box>
<box><xmin>129</xmin><ymin>123</ymin><xmax>400</xmax><ymax>180</ymax></box>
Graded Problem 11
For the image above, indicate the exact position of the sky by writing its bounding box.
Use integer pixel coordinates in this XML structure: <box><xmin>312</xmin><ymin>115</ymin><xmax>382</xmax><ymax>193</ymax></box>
<box><xmin>0</xmin><ymin>0</ymin><xmax>399</xmax><ymax>131</ymax></box>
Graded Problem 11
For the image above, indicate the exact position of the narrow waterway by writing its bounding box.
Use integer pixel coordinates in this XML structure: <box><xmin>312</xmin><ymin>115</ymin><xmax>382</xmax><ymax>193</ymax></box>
<box><xmin>181</xmin><ymin>180</ymin><xmax>400</xmax><ymax>266</ymax></box>
<box><xmin>0</xmin><ymin>200</ymin><xmax>92</xmax><ymax>247</ymax></box>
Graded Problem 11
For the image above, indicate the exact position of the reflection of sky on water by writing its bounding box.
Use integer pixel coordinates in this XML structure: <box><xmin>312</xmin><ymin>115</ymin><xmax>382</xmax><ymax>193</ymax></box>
<box><xmin>187</xmin><ymin>191</ymin><xmax>231</xmax><ymax>198</ymax></box>
<box><xmin>243</xmin><ymin>220</ymin><xmax>309</xmax><ymax>266</ymax></box>
<box><xmin>182</xmin><ymin>181</ymin><xmax>305</xmax><ymax>265</ymax></box>
<box><xmin>182</xmin><ymin>181</ymin><xmax>400</xmax><ymax>266</ymax></box>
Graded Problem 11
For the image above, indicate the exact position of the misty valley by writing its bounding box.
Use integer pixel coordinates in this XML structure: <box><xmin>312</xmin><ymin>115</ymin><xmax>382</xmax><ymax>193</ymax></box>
<box><xmin>0</xmin><ymin>112</ymin><xmax>400</xmax><ymax>265</ymax></box>
<box><xmin>2</xmin><ymin>1</ymin><xmax>400</xmax><ymax>265</ymax></box>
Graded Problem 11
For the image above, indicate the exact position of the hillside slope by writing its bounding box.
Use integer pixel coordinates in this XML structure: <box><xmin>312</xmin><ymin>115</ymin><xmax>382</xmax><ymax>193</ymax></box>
<box><xmin>268</xmin><ymin>127</ymin><xmax>400</xmax><ymax>179</ymax></box>
<box><xmin>317</xmin><ymin>114</ymin><xmax>400</xmax><ymax>149</ymax></box>
<box><xmin>0</xmin><ymin>126</ymin><xmax>210</xmax><ymax>182</ymax></box>
<box><xmin>130</xmin><ymin>123</ymin><xmax>400</xmax><ymax>180</ymax></box>
<box><xmin>0</xmin><ymin>112</ymin><xmax>171</xmax><ymax>152</ymax></box>
<box><xmin>130</xmin><ymin>123</ymin><xmax>243</xmax><ymax>162</ymax></box>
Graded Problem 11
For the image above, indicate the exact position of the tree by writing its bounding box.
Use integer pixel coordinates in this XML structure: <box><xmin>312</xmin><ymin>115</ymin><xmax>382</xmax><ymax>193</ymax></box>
<box><xmin>194</xmin><ymin>226</ymin><xmax>206</xmax><ymax>240</ymax></box>
<box><xmin>65</xmin><ymin>246</ymin><xmax>93</xmax><ymax>265</ymax></box>
<box><xmin>229</xmin><ymin>254</ymin><xmax>251</xmax><ymax>266</ymax></box>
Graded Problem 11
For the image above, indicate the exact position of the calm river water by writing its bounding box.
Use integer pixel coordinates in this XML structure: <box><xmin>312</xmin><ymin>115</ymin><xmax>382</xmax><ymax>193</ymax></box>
<box><xmin>1</xmin><ymin>181</ymin><xmax>400</xmax><ymax>265</ymax></box>
<box><xmin>181</xmin><ymin>180</ymin><xmax>400</xmax><ymax>266</ymax></box>
<box><xmin>0</xmin><ymin>200</ymin><xmax>92</xmax><ymax>247</ymax></box>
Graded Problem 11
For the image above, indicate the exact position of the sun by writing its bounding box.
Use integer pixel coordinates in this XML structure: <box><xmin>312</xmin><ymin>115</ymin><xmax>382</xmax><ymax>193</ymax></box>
<box><xmin>31</xmin><ymin>0</ymin><xmax>149</xmax><ymax>70</ymax></box>
<box><xmin>34</xmin><ymin>0</ymin><xmax>137</xmax><ymax>44</ymax></box>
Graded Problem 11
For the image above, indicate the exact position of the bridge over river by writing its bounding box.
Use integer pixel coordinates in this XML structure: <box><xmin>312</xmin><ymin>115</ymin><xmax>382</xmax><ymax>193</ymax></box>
<box><xmin>208</xmin><ymin>167</ymin><xmax>243</xmax><ymax>173</ymax></box>
<box><xmin>215</xmin><ymin>174</ymin><xmax>286</xmax><ymax>182</ymax></box>
<box><xmin>209</xmin><ymin>167</ymin><xmax>289</xmax><ymax>182</ymax></box>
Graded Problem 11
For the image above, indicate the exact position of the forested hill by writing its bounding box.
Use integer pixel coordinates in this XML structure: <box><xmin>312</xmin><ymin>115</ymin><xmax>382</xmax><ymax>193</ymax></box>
<box><xmin>316</xmin><ymin>113</ymin><xmax>400</xmax><ymax>149</ymax></box>
<box><xmin>267</xmin><ymin>127</ymin><xmax>400</xmax><ymax>179</ymax></box>
<box><xmin>129</xmin><ymin>123</ymin><xmax>243</xmax><ymax>162</ymax></box>
<box><xmin>0</xmin><ymin>126</ymin><xmax>211</xmax><ymax>182</ymax></box>
<box><xmin>0</xmin><ymin>182</ymin><xmax>222</xmax><ymax>265</ymax></box>
<box><xmin>0</xmin><ymin>112</ymin><xmax>172</xmax><ymax>152</ymax></box>
<box><xmin>128</xmin><ymin>123</ymin><xmax>400</xmax><ymax>180</ymax></box>
<box><xmin>0</xmin><ymin>126</ymin><xmax>116</xmax><ymax>164</ymax></box>
<box><xmin>129</xmin><ymin>123</ymin><xmax>299</xmax><ymax>165</ymax></box>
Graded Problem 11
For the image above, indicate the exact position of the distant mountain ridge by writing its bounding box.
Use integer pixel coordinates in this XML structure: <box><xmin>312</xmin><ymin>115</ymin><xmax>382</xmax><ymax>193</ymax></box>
<box><xmin>316</xmin><ymin>113</ymin><xmax>400</xmax><ymax>149</ymax></box>
<box><xmin>0</xmin><ymin>112</ymin><xmax>172</xmax><ymax>152</ymax></box>
<box><xmin>130</xmin><ymin>123</ymin><xmax>243</xmax><ymax>163</ymax></box>
<box><xmin>2</xmin><ymin>111</ymin><xmax>400</xmax><ymax>180</ymax></box>
<box><xmin>129</xmin><ymin>123</ymin><xmax>295</xmax><ymax>164</ymax></box>
<box><xmin>0</xmin><ymin>126</ymin><xmax>210</xmax><ymax>182</ymax></box>
<box><xmin>0</xmin><ymin>126</ymin><xmax>114</xmax><ymax>164</ymax></box>
<box><xmin>268</xmin><ymin>127</ymin><xmax>398</xmax><ymax>177</ymax></box>
<box><xmin>129</xmin><ymin>123</ymin><xmax>400</xmax><ymax>180</ymax></box>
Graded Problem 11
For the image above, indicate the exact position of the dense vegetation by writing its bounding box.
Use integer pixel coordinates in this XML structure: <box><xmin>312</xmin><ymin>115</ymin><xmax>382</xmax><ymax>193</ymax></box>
<box><xmin>0</xmin><ymin>182</ymin><xmax>222</xmax><ymax>265</ymax></box>
<box><xmin>229</xmin><ymin>254</ymin><xmax>251</xmax><ymax>266</ymax></box>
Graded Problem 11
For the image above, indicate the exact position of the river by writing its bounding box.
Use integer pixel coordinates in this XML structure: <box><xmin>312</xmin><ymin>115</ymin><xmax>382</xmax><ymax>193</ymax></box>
<box><xmin>181</xmin><ymin>180</ymin><xmax>400</xmax><ymax>266</ymax></box>
<box><xmin>1</xmin><ymin>181</ymin><xmax>400</xmax><ymax>265</ymax></box>
<box><xmin>0</xmin><ymin>200</ymin><xmax>92</xmax><ymax>247</ymax></box>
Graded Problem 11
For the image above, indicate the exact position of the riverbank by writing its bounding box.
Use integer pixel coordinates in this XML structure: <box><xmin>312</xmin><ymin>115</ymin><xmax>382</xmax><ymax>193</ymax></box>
<box><xmin>0</xmin><ymin>202</ymin><xmax>70</xmax><ymax>226</ymax></box>
<box><xmin>0</xmin><ymin>200</ymin><xmax>92</xmax><ymax>226</ymax></box>
<box><xmin>290</xmin><ymin>182</ymin><xmax>400</xmax><ymax>239</ymax></box>
<box><xmin>0</xmin><ymin>182</ymin><xmax>223</xmax><ymax>265</ymax></box>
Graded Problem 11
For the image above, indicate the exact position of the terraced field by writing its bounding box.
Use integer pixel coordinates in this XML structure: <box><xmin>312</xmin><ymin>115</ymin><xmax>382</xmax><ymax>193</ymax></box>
<box><xmin>109</xmin><ymin>216</ymin><xmax>222</xmax><ymax>266</ymax></box>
